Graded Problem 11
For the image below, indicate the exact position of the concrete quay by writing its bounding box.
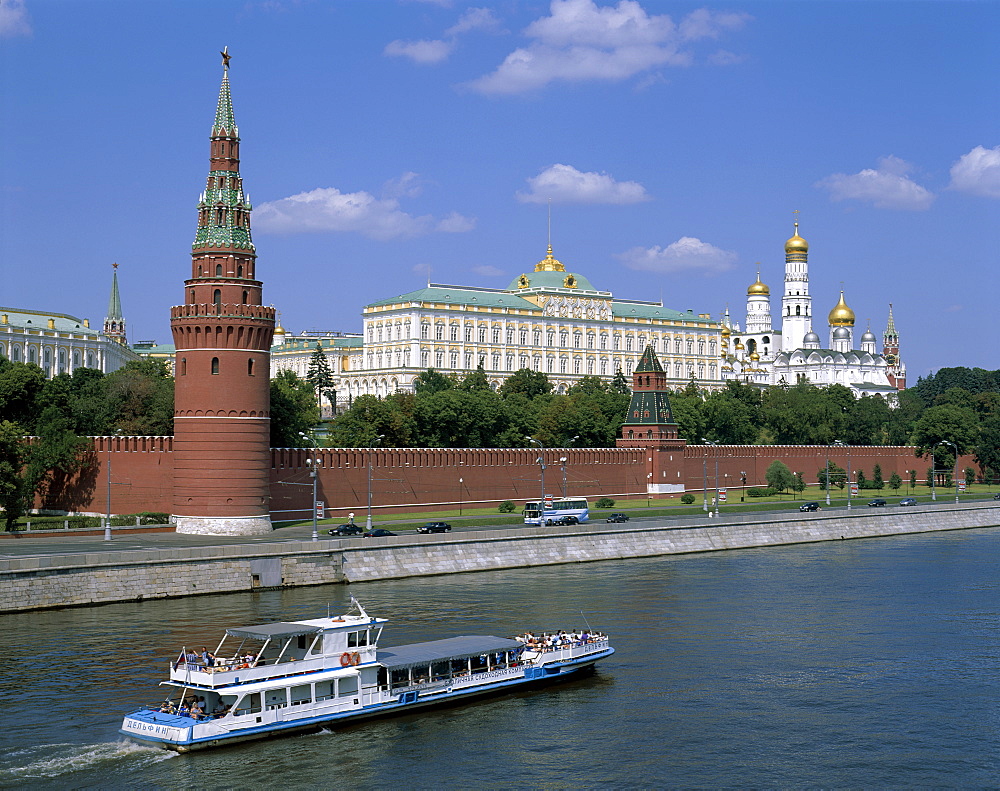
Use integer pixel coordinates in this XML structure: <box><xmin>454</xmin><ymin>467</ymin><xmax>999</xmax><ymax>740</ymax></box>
<box><xmin>1</xmin><ymin>502</ymin><xmax>997</xmax><ymax>614</ymax></box>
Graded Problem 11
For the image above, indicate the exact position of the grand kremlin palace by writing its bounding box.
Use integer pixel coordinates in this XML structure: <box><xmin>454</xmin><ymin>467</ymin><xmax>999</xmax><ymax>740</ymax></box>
<box><xmin>272</xmin><ymin>244</ymin><xmax>721</xmax><ymax>403</ymax></box>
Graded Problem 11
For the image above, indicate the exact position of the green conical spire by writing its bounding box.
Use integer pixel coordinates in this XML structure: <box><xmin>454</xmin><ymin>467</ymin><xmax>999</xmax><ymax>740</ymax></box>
<box><xmin>106</xmin><ymin>263</ymin><xmax>123</xmax><ymax>320</ymax></box>
<box><xmin>212</xmin><ymin>70</ymin><xmax>238</xmax><ymax>138</ymax></box>
<box><xmin>635</xmin><ymin>344</ymin><xmax>664</xmax><ymax>373</ymax></box>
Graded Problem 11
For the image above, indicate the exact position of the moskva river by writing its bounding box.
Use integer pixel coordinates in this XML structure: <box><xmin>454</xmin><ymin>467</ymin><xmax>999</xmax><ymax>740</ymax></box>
<box><xmin>2</xmin><ymin>527</ymin><xmax>998</xmax><ymax>789</ymax></box>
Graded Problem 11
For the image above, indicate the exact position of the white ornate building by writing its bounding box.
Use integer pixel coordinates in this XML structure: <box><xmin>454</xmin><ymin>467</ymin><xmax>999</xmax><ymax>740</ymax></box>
<box><xmin>721</xmin><ymin>223</ymin><xmax>905</xmax><ymax>399</ymax></box>
<box><xmin>0</xmin><ymin>266</ymin><xmax>139</xmax><ymax>376</ymax></box>
<box><xmin>272</xmin><ymin>244</ymin><xmax>724</xmax><ymax>405</ymax></box>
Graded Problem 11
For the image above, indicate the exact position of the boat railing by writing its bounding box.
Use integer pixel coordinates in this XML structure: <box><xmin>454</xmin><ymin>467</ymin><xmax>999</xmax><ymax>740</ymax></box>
<box><xmin>169</xmin><ymin>655</ymin><xmax>329</xmax><ymax>687</ymax></box>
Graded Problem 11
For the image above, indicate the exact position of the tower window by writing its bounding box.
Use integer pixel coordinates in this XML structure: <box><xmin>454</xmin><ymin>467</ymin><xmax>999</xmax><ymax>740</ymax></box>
<box><xmin>216</xmin><ymin>264</ymin><xmax>223</xmax><ymax>276</ymax></box>
<box><xmin>180</xmin><ymin>357</ymin><xmax>187</xmax><ymax>375</ymax></box>
<box><xmin>242</xmin><ymin>290</ymin><xmax>249</xmax><ymax>304</ymax></box>
<box><xmin>213</xmin><ymin>289</ymin><xmax>222</xmax><ymax>307</ymax></box>
<box><xmin>211</xmin><ymin>357</ymin><xmax>220</xmax><ymax>375</ymax></box>
<box><xmin>248</xmin><ymin>358</ymin><xmax>254</xmax><ymax>376</ymax></box>
<box><xmin>237</xmin><ymin>265</ymin><xmax>243</xmax><ymax>277</ymax></box>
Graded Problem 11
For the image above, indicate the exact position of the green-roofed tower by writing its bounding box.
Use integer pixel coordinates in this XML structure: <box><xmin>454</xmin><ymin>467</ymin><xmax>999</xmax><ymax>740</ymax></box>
<box><xmin>103</xmin><ymin>262</ymin><xmax>127</xmax><ymax>345</ymax></box>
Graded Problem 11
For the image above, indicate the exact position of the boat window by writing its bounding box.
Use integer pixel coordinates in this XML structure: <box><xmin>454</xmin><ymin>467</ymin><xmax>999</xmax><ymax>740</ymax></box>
<box><xmin>315</xmin><ymin>681</ymin><xmax>335</xmax><ymax>701</ymax></box>
<box><xmin>431</xmin><ymin>661</ymin><xmax>451</xmax><ymax>681</ymax></box>
<box><xmin>450</xmin><ymin>658</ymin><xmax>468</xmax><ymax>677</ymax></box>
<box><xmin>470</xmin><ymin>654</ymin><xmax>489</xmax><ymax>673</ymax></box>
<box><xmin>390</xmin><ymin>668</ymin><xmax>410</xmax><ymax>689</ymax></box>
<box><xmin>265</xmin><ymin>689</ymin><xmax>287</xmax><ymax>710</ymax></box>
<box><xmin>339</xmin><ymin>676</ymin><xmax>359</xmax><ymax>697</ymax></box>
<box><xmin>347</xmin><ymin>630</ymin><xmax>369</xmax><ymax>648</ymax></box>
<box><xmin>290</xmin><ymin>684</ymin><xmax>312</xmax><ymax>706</ymax></box>
<box><xmin>309</xmin><ymin>638</ymin><xmax>323</xmax><ymax>656</ymax></box>
<box><xmin>234</xmin><ymin>693</ymin><xmax>261</xmax><ymax>716</ymax></box>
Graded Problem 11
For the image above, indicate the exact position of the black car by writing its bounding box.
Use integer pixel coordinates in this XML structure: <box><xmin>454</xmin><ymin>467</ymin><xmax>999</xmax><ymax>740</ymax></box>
<box><xmin>868</xmin><ymin>499</ymin><xmax>887</xmax><ymax>507</ymax></box>
<box><xmin>606</xmin><ymin>513</ymin><xmax>629</xmax><ymax>523</ymax></box>
<box><xmin>417</xmin><ymin>522</ymin><xmax>452</xmax><ymax>534</ymax></box>
<box><xmin>549</xmin><ymin>515</ymin><xmax>578</xmax><ymax>526</ymax></box>
<box><xmin>994</xmin><ymin>493</ymin><xmax>1000</xmax><ymax>501</ymax></box>
<box><xmin>799</xmin><ymin>501</ymin><xmax>820</xmax><ymax>512</ymax></box>
<box><xmin>899</xmin><ymin>498</ymin><xmax>917</xmax><ymax>506</ymax></box>
<box><xmin>363</xmin><ymin>529</ymin><xmax>396</xmax><ymax>538</ymax></box>
<box><xmin>327</xmin><ymin>523</ymin><xmax>363</xmax><ymax>536</ymax></box>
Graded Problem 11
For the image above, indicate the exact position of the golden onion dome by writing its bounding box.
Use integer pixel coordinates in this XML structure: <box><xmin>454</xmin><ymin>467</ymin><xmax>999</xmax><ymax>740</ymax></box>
<box><xmin>749</xmin><ymin>351</ymin><xmax>760</xmax><ymax>361</ymax></box>
<box><xmin>828</xmin><ymin>291</ymin><xmax>856</xmax><ymax>326</ymax></box>
<box><xmin>747</xmin><ymin>270</ymin><xmax>770</xmax><ymax>296</ymax></box>
<box><xmin>734</xmin><ymin>341</ymin><xmax>745</xmax><ymax>350</ymax></box>
<box><xmin>721</xmin><ymin>325</ymin><xmax>731</xmax><ymax>337</ymax></box>
<box><xmin>785</xmin><ymin>221</ymin><xmax>809</xmax><ymax>254</ymax></box>
<box><xmin>274</xmin><ymin>322</ymin><xmax>286</xmax><ymax>336</ymax></box>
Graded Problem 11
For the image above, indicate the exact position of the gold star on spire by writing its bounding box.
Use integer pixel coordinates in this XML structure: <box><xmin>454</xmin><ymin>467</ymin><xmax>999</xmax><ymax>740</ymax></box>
<box><xmin>221</xmin><ymin>46</ymin><xmax>232</xmax><ymax>70</ymax></box>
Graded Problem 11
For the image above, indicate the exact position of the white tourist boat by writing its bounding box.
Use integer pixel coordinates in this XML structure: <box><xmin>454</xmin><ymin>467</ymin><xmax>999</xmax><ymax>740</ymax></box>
<box><xmin>120</xmin><ymin>598</ymin><xmax>614</xmax><ymax>752</ymax></box>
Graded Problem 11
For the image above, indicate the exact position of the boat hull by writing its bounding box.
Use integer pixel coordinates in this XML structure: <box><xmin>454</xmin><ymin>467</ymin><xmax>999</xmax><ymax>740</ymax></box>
<box><xmin>121</xmin><ymin>649</ymin><xmax>611</xmax><ymax>752</ymax></box>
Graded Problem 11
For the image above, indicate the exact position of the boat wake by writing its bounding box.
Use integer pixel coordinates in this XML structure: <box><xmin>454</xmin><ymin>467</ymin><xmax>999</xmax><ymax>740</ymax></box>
<box><xmin>0</xmin><ymin>739</ymin><xmax>174</xmax><ymax>783</ymax></box>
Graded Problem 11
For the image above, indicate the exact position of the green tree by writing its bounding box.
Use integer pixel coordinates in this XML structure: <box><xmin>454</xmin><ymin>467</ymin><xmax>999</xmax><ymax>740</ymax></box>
<box><xmin>818</xmin><ymin>463</ymin><xmax>847</xmax><ymax>491</ymax></box>
<box><xmin>765</xmin><ymin>459</ymin><xmax>795</xmax><ymax>493</ymax></box>
<box><xmin>872</xmin><ymin>463</ymin><xmax>884</xmax><ymax>490</ymax></box>
<box><xmin>329</xmin><ymin>393</ymin><xmax>415</xmax><ymax>447</ymax></box>
<box><xmin>911</xmin><ymin>403</ymin><xmax>981</xmax><ymax>459</ymax></box>
<box><xmin>413</xmin><ymin>368</ymin><xmax>454</xmax><ymax>395</ymax></box>
<box><xmin>964</xmin><ymin>467</ymin><xmax>975</xmax><ymax>487</ymax></box>
<box><xmin>856</xmin><ymin>469</ymin><xmax>868</xmax><ymax>490</ymax></box>
<box><xmin>305</xmin><ymin>343</ymin><xmax>336</xmax><ymax>412</ymax></box>
<box><xmin>888</xmin><ymin>472</ymin><xmax>902</xmax><ymax>492</ymax></box>
<box><xmin>457</xmin><ymin>362</ymin><xmax>491</xmax><ymax>392</ymax></box>
<box><xmin>0</xmin><ymin>421</ymin><xmax>30</xmax><ymax>531</ymax></box>
<box><xmin>701</xmin><ymin>391</ymin><xmax>758</xmax><ymax>445</ymax></box>
<box><xmin>792</xmin><ymin>471</ymin><xmax>807</xmax><ymax>496</ymax></box>
<box><xmin>909</xmin><ymin>469</ymin><xmax>917</xmax><ymax>489</ymax></box>
<box><xmin>0</xmin><ymin>360</ymin><xmax>46</xmax><ymax>430</ymax></box>
<box><xmin>104</xmin><ymin>360</ymin><xmax>174</xmax><ymax>435</ymax></box>
<box><xmin>270</xmin><ymin>370</ymin><xmax>320</xmax><ymax>447</ymax></box>
<box><xmin>499</xmin><ymin>368</ymin><xmax>552</xmax><ymax>399</ymax></box>
<box><xmin>412</xmin><ymin>389</ymin><xmax>504</xmax><ymax>447</ymax></box>
<box><xmin>609</xmin><ymin>370</ymin><xmax>631</xmax><ymax>395</ymax></box>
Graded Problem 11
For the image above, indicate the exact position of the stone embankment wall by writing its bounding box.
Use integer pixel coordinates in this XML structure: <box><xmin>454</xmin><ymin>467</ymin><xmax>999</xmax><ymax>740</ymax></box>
<box><xmin>2</xmin><ymin>505</ymin><xmax>997</xmax><ymax>614</ymax></box>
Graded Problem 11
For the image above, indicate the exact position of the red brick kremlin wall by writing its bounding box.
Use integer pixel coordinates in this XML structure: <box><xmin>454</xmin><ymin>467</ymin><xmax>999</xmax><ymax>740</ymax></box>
<box><xmin>39</xmin><ymin>440</ymin><xmax>975</xmax><ymax>522</ymax></box>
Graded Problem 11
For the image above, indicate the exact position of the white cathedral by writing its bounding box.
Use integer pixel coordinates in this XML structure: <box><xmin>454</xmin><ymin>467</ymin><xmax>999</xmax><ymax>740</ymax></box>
<box><xmin>720</xmin><ymin>222</ymin><xmax>906</xmax><ymax>400</ymax></box>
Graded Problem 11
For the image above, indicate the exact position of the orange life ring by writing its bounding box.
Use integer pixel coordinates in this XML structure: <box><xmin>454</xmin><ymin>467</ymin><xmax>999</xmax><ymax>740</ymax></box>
<box><xmin>340</xmin><ymin>652</ymin><xmax>352</xmax><ymax>667</ymax></box>
<box><xmin>350</xmin><ymin>652</ymin><xmax>361</xmax><ymax>666</ymax></box>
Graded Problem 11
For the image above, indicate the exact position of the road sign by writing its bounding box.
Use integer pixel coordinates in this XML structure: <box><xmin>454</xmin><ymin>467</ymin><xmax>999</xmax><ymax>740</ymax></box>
<box><xmin>959</xmin><ymin>482</ymin><xmax>966</xmax><ymax>491</ymax></box>
<box><xmin>718</xmin><ymin>489</ymin><xmax>727</xmax><ymax>502</ymax></box>
<box><xmin>850</xmin><ymin>483</ymin><xmax>859</xmax><ymax>495</ymax></box>
<box><xmin>315</xmin><ymin>500</ymin><xmax>325</xmax><ymax>519</ymax></box>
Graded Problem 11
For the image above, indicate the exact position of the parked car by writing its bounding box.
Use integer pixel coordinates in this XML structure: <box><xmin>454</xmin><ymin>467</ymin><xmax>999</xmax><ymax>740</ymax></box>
<box><xmin>417</xmin><ymin>522</ymin><xmax>452</xmax><ymax>534</ymax></box>
<box><xmin>550</xmin><ymin>515</ymin><xmax>578</xmax><ymax>526</ymax></box>
<box><xmin>606</xmin><ymin>513</ymin><xmax>630</xmax><ymax>523</ymax></box>
<box><xmin>327</xmin><ymin>523</ymin><xmax>363</xmax><ymax>536</ymax></box>
<box><xmin>799</xmin><ymin>502</ymin><xmax>820</xmax><ymax>512</ymax></box>
<box><xmin>994</xmin><ymin>493</ymin><xmax>1000</xmax><ymax>501</ymax></box>
<box><xmin>868</xmin><ymin>498</ymin><xmax>887</xmax><ymax>507</ymax></box>
<box><xmin>899</xmin><ymin>498</ymin><xmax>917</xmax><ymax>506</ymax></box>
<box><xmin>363</xmin><ymin>529</ymin><xmax>396</xmax><ymax>538</ymax></box>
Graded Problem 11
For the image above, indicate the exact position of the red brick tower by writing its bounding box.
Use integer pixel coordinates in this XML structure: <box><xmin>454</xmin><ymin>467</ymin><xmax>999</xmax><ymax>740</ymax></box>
<box><xmin>617</xmin><ymin>345</ymin><xmax>687</xmax><ymax>494</ymax></box>
<box><xmin>170</xmin><ymin>50</ymin><xmax>275</xmax><ymax>535</ymax></box>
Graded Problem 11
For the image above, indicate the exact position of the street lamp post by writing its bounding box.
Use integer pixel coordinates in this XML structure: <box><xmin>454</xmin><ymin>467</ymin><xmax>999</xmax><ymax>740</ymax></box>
<box><xmin>825</xmin><ymin>449</ymin><xmax>831</xmax><ymax>507</ymax></box>
<box><xmin>527</xmin><ymin>437</ymin><xmax>546</xmax><ymax>510</ymax></box>
<box><xmin>740</xmin><ymin>471</ymin><xmax>746</xmax><ymax>503</ymax></box>
<box><xmin>559</xmin><ymin>457</ymin><xmax>568</xmax><ymax>498</ymax></box>
<box><xmin>833</xmin><ymin>440</ymin><xmax>851</xmax><ymax>509</ymax></box>
<box><xmin>104</xmin><ymin>437</ymin><xmax>113</xmax><ymax>542</ymax></box>
<box><xmin>299</xmin><ymin>432</ymin><xmax>320</xmax><ymax>542</ymax></box>
<box><xmin>702</xmin><ymin>453</ymin><xmax>709</xmax><ymax>512</ymax></box>
<box><xmin>936</xmin><ymin>440</ymin><xmax>959</xmax><ymax>504</ymax></box>
<box><xmin>647</xmin><ymin>472</ymin><xmax>653</xmax><ymax>508</ymax></box>
<box><xmin>366</xmin><ymin>434</ymin><xmax>384</xmax><ymax>530</ymax></box>
<box><xmin>459</xmin><ymin>477</ymin><xmax>464</xmax><ymax>516</ymax></box>
<box><xmin>702</xmin><ymin>439</ymin><xmax>719</xmax><ymax>516</ymax></box>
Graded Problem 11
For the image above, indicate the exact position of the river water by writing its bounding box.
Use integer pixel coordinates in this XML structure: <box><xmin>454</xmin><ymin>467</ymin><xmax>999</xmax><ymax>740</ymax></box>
<box><xmin>2</xmin><ymin>527</ymin><xmax>998</xmax><ymax>789</ymax></box>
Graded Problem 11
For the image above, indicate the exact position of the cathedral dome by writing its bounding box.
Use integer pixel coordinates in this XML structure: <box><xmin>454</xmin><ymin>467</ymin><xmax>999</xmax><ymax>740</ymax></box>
<box><xmin>749</xmin><ymin>351</ymin><xmax>760</xmax><ymax>361</ymax></box>
<box><xmin>785</xmin><ymin>222</ymin><xmax>809</xmax><ymax>254</ymax></box>
<box><xmin>273</xmin><ymin>321</ymin><xmax>286</xmax><ymax>336</ymax></box>
<box><xmin>861</xmin><ymin>329</ymin><xmax>877</xmax><ymax>343</ymax></box>
<box><xmin>747</xmin><ymin>273</ymin><xmax>770</xmax><ymax>296</ymax></box>
<box><xmin>832</xmin><ymin>326</ymin><xmax>850</xmax><ymax>340</ymax></box>
<box><xmin>803</xmin><ymin>331</ymin><xmax>820</xmax><ymax>345</ymax></box>
<box><xmin>721</xmin><ymin>325</ymin><xmax>731</xmax><ymax>337</ymax></box>
<box><xmin>828</xmin><ymin>291</ymin><xmax>856</xmax><ymax>326</ymax></box>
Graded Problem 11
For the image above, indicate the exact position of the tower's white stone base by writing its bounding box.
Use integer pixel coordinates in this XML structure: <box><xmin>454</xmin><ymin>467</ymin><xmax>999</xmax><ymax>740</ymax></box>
<box><xmin>174</xmin><ymin>515</ymin><xmax>273</xmax><ymax>536</ymax></box>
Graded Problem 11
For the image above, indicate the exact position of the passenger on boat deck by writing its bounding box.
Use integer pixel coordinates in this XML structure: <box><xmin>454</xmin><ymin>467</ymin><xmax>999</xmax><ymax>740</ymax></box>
<box><xmin>159</xmin><ymin>700</ymin><xmax>175</xmax><ymax>713</ymax></box>
<box><xmin>200</xmin><ymin>647</ymin><xmax>215</xmax><ymax>667</ymax></box>
<box><xmin>243</xmin><ymin>652</ymin><xmax>257</xmax><ymax>665</ymax></box>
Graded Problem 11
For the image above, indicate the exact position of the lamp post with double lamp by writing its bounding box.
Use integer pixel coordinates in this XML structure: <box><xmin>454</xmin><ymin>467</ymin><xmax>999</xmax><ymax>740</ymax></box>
<box><xmin>702</xmin><ymin>439</ymin><xmax>720</xmax><ymax>516</ymax></box>
<box><xmin>559</xmin><ymin>457</ymin><xmax>568</xmax><ymax>498</ymax></box>
<box><xmin>702</xmin><ymin>450</ymin><xmax>709</xmax><ymax>512</ymax></box>
<box><xmin>366</xmin><ymin>434</ymin><xmax>384</xmax><ymax>530</ymax></box>
<box><xmin>824</xmin><ymin>447</ymin><xmax>832</xmax><ymax>506</ymax></box>
<box><xmin>298</xmin><ymin>432</ymin><xmax>320</xmax><ymax>542</ymax></box>
<box><xmin>740</xmin><ymin>471</ymin><xmax>746</xmax><ymax>502</ymax></box>
<box><xmin>458</xmin><ymin>477</ymin><xmax>464</xmax><ymax>516</ymax></box>
<box><xmin>527</xmin><ymin>438</ymin><xmax>546</xmax><ymax>512</ymax></box>
<box><xmin>935</xmin><ymin>440</ymin><xmax>960</xmax><ymax>504</ymax></box>
<box><xmin>833</xmin><ymin>440</ymin><xmax>851</xmax><ymax>509</ymax></box>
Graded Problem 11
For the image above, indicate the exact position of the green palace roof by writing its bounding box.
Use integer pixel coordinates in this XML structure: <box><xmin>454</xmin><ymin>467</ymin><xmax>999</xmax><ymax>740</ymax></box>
<box><xmin>0</xmin><ymin>307</ymin><xmax>99</xmax><ymax>335</ymax></box>
<box><xmin>367</xmin><ymin>286</ymin><xmax>539</xmax><ymax>311</ymax></box>
<box><xmin>274</xmin><ymin>336</ymin><xmax>363</xmax><ymax>351</ymax></box>
<box><xmin>505</xmin><ymin>270</ymin><xmax>601</xmax><ymax>292</ymax></box>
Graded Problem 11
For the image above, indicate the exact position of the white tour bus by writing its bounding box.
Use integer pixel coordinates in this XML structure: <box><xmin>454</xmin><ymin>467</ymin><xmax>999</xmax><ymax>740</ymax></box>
<box><xmin>523</xmin><ymin>498</ymin><xmax>590</xmax><ymax>526</ymax></box>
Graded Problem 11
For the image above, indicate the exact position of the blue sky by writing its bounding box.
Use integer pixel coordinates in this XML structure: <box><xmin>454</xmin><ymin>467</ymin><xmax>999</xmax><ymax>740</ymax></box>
<box><xmin>2</xmin><ymin>0</ymin><xmax>998</xmax><ymax>382</ymax></box>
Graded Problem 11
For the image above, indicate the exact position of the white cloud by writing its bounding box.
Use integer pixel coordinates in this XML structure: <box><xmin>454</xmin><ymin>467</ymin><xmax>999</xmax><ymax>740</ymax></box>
<box><xmin>382</xmin><ymin>172</ymin><xmax>424</xmax><ymax>199</ymax></box>
<box><xmin>616</xmin><ymin>237</ymin><xmax>738</xmax><ymax>274</ymax></box>
<box><xmin>465</xmin><ymin>0</ymin><xmax>749</xmax><ymax>94</ymax></box>
<box><xmin>948</xmin><ymin>145</ymin><xmax>1000</xmax><ymax>198</ymax></box>
<box><xmin>254</xmin><ymin>183</ymin><xmax>474</xmax><ymax>240</ymax></box>
<box><xmin>384</xmin><ymin>38</ymin><xmax>454</xmax><ymax>64</ymax></box>
<box><xmin>815</xmin><ymin>155</ymin><xmax>935</xmax><ymax>211</ymax></box>
<box><xmin>517</xmin><ymin>163</ymin><xmax>650</xmax><ymax>204</ymax></box>
<box><xmin>0</xmin><ymin>0</ymin><xmax>31</xmax><ymax>37</ymax></box>
<box><xmin>472</xmin><ymin>264</ymin><xmax>505</xmax><ymax>277</ymax></box>
<box><xmin>446</xmin><ymin>7</ymin><xmax>502</xmax><ymax>36</ymax></box>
